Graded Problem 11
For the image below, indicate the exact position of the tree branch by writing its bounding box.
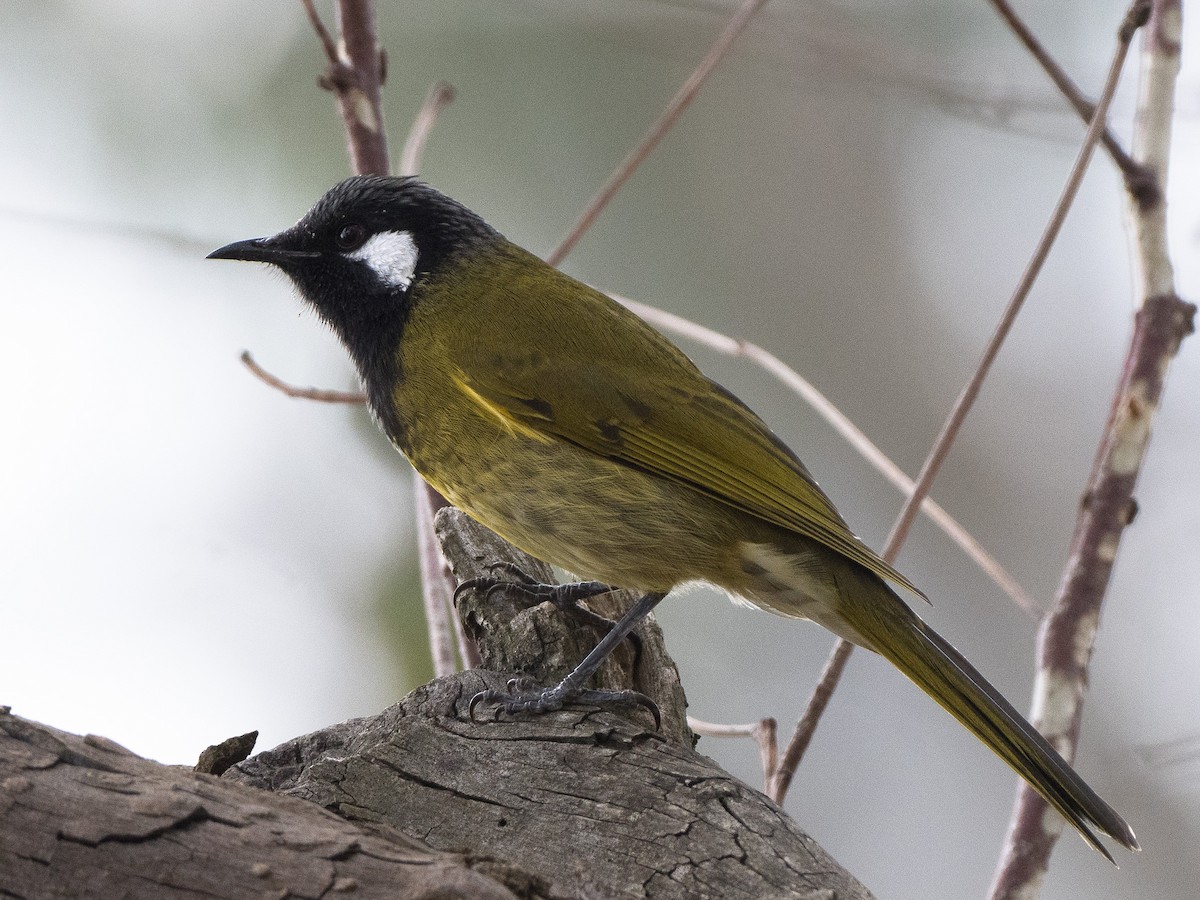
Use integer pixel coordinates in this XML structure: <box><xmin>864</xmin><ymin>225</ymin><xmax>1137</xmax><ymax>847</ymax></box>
<box><xmin>0</xmin><ymin>709</ymin><xmax>534</xmax><ymax>899</ymax></box>
<box><xmin>399</xmin><ymin>81</ymin><xmax>455</xmax><ymax>177</ymax></box>
<box><xmin>241</xmin><ymin>350</ymin><xmax>366</xmax><ymax>402</ymax></box>
<box><xmin>303</xmin><ymin>0</ymin><xmax>390</xmax><ymax>176</ymax></box>
<box><xmin>990</xmin><ymin>2</ymin><xmax>1187</xmax><ymax>893</ymax></box>
<box><xmin>688</xmin><ymin>715</ymin><xmax>779</xmax><ymax>792</ymax></box>
<box><xmin>219</xmin><ymin>510</ymin><xmax>873</xmax><ymax>899</ymax></box>
<box><xmin>1</xmin><ymin>509</ymin><xmax>870</xmax><ymax>896</ymax></box>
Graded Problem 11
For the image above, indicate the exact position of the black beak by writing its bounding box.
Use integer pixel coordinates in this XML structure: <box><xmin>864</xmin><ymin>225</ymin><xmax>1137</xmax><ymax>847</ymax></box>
<box><xmin>207</xmin><ymin>236</ymin><xmax>321</xmax><ymax>264</ymax></box>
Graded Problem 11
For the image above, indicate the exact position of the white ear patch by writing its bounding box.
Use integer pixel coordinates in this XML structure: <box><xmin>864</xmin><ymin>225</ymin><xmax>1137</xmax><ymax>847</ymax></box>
<box><xmin>347</xmin><ymin>230</ymin><xmax>419</xmax><ymax>290</ymax></box>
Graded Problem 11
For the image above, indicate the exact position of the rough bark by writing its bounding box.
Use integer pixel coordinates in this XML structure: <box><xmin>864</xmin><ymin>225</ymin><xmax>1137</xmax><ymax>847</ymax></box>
<box><xmin>228</xmin><ymin>674</ymin><xmax>859</xmax><ymax>900</ymax></box>
<box><xmin>1</xmin><ymin>513</ymin><xmax>871</xmax><ymax>899</ymax></box>
<box><xmin>0</xmin><ymin>709</ymin><xmax>533</xmax><ymax>899</ymax></box>
<box><xmin>225</xmin><ymin>510</ymin><xmax>872</xmax><ymax>899</ymax></box>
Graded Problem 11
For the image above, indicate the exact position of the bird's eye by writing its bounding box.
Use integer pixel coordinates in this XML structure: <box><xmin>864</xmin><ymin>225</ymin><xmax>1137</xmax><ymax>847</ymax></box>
<box><xmin>336</xmin><ymin>223</ymin><xmax>367</xmax><ymax>251</ymax></box>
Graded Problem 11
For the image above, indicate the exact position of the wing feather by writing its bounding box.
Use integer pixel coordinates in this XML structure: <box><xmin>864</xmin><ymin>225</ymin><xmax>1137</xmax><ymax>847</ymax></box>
<box><xmin>453</xmin><ymin>357</ymin><xmax>924</xmax><ymax>600</ymax></box>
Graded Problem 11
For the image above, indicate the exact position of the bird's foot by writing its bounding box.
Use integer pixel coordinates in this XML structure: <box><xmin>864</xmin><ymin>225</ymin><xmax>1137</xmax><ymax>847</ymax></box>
<box><xmin>467</xmin><ymin>676</ymin><xmax>661</xmax><ymax>730</ymax></box>
<box><xmin>453</xmin><ymin>564</ymin><xmax>642</xmax><ymax>660</ymax></box>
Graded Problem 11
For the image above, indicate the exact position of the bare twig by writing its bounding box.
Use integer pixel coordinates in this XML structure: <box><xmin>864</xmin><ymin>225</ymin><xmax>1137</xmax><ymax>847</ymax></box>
<box><xmin>398</xmin><ymin>82</ymin><xmax>456</xmax><ymax>177</ymax></box>
<box><xmin>331</xmin><ymin>1</ymin><xmax>389</xmax><ymax>176</ymax></box>
<box><xmin>300</xmin><ymin>0</ymin><xmax>339</xmax><ymax>64</ymax></box>
<box><xmin>772</xmin><ymin>0</ymin><xmax>1143</xmax><ymax>805</ymax></box>
<box><xmin>884</xmin><ymin>8</ymin><xmax>1138</xmax><ymax>566</ymax></box>
<box><xmin>417</xmin><ymin>483</ymin><xmax>464</xmax><ymax>672</ymax></box>
<box><xmin>240</xmin><ymin>351</ymin><xmax>366</xmax><ymax>403</ymax></box>
<box><xmin>413</xmin><ymin>476</ymin><xmax>458</xmax><ymax>677</ymax></box>
<box><xmin>615</xmin><ymin>293</ymin><xmax>1038</xmax><ymax>616</ymax></box>
<box><xmin>991</xmin><ymin>2</ymin><xmax>1186</xmax><ymax>893</ymax></box>
<box><xmin>546</xmin><ymin>0</ymin><xmax>769</xmax><ymax>267</ymax></box>
<box><xmin>987</xmin><ymin>0</ymin><xmax>1145</xmax><ymax>186</ymax></box>
<box><xmin>768</xmin><ymin>640</ymin><xmax>851</xmax><ymax>804</ymax></box>
<box><xmin>689</xmin><ymin>716</ymin><xmax>779</xmax><ymax>791</ymax></box>
<box><xmin>303</xmin><ymin>0</ymin><xmax>390</xmax><ymax>177</ymax></box>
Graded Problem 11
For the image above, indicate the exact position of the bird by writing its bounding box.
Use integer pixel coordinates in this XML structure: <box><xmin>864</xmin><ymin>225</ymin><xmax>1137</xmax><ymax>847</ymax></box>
<box><xmin>209</xmin><ymin>174</ymin><xmax>1138</xmax><ymax>861</ymax></box>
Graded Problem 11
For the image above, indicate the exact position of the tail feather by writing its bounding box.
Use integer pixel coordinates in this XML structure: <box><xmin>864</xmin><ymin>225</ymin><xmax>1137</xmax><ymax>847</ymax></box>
<box><xmin>845</xmin><ymin>591</ymin><xmax>1138</xmax><ymax>861</ymax></box>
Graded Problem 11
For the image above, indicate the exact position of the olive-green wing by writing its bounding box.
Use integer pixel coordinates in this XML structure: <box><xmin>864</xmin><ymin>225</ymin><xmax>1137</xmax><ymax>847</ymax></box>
<box><xmin>451</xmin><ymin>352</ymin><xmax>924</xmax><ymax>600</ymax></box>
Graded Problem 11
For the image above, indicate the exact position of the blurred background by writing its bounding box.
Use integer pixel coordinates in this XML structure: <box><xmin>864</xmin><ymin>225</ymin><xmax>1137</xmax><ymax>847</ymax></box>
<box><xmin>1</xmin><ymin>1</ymin><xmax>1197</xmax><ymax>896</ymax></box>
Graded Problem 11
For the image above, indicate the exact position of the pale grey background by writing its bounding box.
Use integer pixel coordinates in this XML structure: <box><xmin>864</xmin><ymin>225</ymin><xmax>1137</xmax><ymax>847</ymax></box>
<box><xmin>2</xmin><ymin>2</ymin><xmax>1197</xmax><ymax>897</ymax></box>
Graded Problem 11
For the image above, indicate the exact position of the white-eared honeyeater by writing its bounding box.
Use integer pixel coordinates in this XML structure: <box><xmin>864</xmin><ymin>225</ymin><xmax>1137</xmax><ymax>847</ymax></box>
<box><xmin>209</xmin><ymin>175</ymin><xmax>1137</xmax><ymax>860</ymax></box>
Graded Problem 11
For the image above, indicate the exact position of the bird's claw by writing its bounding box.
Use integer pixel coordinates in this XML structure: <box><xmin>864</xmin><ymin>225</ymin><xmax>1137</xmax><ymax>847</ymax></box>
<box><xmin>453</xmin><ymin>565</ymin><xmax>614</xmax><ymax>609</ymax></box>
<box><xmin>467</xmin><ymin>680</ymin><xmax>661</xmax><ymax>731</ymax></box>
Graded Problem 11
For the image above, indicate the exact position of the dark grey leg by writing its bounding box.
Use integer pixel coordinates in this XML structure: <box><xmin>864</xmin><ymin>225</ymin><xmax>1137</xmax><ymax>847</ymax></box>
<box><xmin>468</xmin><ymin>591</ymin><xmax>669</xmax><ymax>728</ymax></box>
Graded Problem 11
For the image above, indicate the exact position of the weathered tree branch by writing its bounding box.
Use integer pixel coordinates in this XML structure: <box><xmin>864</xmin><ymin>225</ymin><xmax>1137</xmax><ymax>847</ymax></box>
<box><xmin>0</xmin><ymin>708</ymin><xmax>538</xmax><ymax>899</ymax></box>
<box><xmin>219</xmin><ymin>510</ymin><xmax>873</xmax><ymax>898</ymax></box>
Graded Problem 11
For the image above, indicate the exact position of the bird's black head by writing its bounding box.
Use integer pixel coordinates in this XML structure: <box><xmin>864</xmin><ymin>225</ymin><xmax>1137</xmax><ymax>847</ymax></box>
<box><xmin>208</xmin><ymin>175</ymin><xmax>500</xmax><ymax>378</ymax></box>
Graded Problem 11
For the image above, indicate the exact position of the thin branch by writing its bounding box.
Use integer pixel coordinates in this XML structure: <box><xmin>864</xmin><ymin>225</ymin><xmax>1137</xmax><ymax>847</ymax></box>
<box><xmin>991</xmin><ymin>1</ymin><xmax>1185</xmax><ymax>892</ymax></box>
<box><xmin>768</xmin><ymin>641</ymin><xmax>851</xmax><ymax>804</ymax></box>
<box><xmin>416</xmin><ymin>485</ymin><xmax>462</xmax><ymax>673</ymax></box>
<box><xmin>413</xmin><ymin>477</ymin><xmax>457</xmax><ymax>678</ymax></box>
<box><xmin>300</xmin><ymin>0</ymin><xmax>339</xmax><ymax>64</ymax></box>
<box><xmin>615</xmin><ymin>293</ymin><xmax>1039</xmax><ymax>617</ymax></box>
<box><xmin>688</xmin><ymin>716</ymin><xmax>778</xmax><ymax>792</ymax></box>
<box><xmin>240</xmin><ymin>351</ymin><xmax>366</xmax><ymax>403</ymax></box>
<box><xmin>303</xmin><ymin>0</ymin><xmax>391</xmax><ymax>177</ymax></box>
<box><xmin>332</xmin><ymin>1</ymin><xmax>389</xmax><ymax>176</ymax></box>
<box><xmin>986</xmin><ymin>0</ymin><xmax>1145</xmax><ymax>185</ymax></box>
<box><xmin>546</xmin><ymin>0</ymin><xmax>769</xmax><ymax>267</ymax></box>
<box><xmin>772</xmin><ymin>0</ymin><xmax>1143</xmax><ymax>805</ymax></box>
<box><xmin>398</xmin><ymin>82</ymin><xmax>456</xmax><ymax>177</ymax></box>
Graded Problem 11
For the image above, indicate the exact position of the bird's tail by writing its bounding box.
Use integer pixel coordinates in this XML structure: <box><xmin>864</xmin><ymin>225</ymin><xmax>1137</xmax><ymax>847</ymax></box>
<box><xmin>842</xmin><ymin>583</ymin><xmax>1139</xmax><ymax>862</ymax></box>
